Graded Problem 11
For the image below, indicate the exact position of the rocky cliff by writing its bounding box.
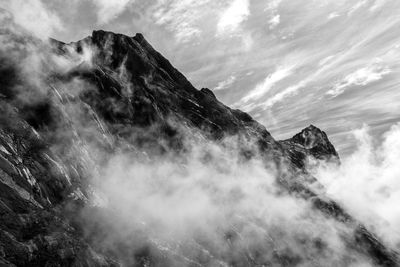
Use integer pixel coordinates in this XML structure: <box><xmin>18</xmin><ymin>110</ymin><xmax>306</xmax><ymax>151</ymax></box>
<box><xmin>0</xmin><ymin>27</ymin><xmax>398</xmax><ymax>266</ymax></box>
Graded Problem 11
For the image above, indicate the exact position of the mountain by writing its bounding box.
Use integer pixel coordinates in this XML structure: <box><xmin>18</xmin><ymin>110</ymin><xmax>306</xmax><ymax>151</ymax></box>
<box><xmin>0</xmin><ymin>28</ymin><xmax>398</xmax><ymax>266</ymax></box>
<box><xmin>280</xmin><ymin>124</ymin><xmax>340</xmax><ymax>169</ymax></box>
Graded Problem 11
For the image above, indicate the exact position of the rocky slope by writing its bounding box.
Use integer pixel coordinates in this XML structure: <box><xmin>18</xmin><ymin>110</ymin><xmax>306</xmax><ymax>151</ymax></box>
<box><xmin>280</xmin><ymin>124</ymin><xmax>340</xmax><ymax>169</ymax></box>
<box><xmin>0</xmin><ymin>27</ymin><xmax>398</xmax><ymax>266</ymax></box>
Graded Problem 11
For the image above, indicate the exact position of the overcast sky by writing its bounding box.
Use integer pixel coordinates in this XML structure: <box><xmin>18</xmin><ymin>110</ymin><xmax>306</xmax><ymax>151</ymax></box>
<box><xmin>1</xmin><ymin>0</ymin><xmax>400</xmax><ymax>155</ymax></box>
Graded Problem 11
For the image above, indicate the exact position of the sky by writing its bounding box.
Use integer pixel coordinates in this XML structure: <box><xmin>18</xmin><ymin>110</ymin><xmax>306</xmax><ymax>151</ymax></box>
<box><xmin>1</xmin><ymin>0</ymin><xmax>400</xmax><ymax>156</ymax></box>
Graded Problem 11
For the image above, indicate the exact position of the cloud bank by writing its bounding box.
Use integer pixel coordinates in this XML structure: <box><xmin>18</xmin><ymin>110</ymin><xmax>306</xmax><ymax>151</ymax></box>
<box><xmin>0</xmin><ymin>0</ymin><xmax>63</xmax><ymax>39</ymax></box>
<box><xmin>314</xmin><ymin>124</ymin><xmax>400</xmax><ymax>249</ymax></box>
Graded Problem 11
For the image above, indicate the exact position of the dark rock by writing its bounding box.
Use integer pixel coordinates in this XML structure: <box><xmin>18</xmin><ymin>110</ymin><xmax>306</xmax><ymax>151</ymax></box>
<box><xmin>280</xmin><ymin>125</ymin><xmax>340</xmax><ymax>168</ymax></box>
<box><xmin>200</xmin><ymin>88</ymin><xmax>216</xmax><ymax>99</ymax></box>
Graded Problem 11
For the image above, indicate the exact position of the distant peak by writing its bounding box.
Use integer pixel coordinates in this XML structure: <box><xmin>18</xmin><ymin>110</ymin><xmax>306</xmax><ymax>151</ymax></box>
<box><xmin>200</xmin><ymin>88</ymin><xmax>216</xmax><ymax>99</ymax></box>
<box><xmin>88</xmin><ymin>30</ymin><xmax>152</xmax><ymax>52</ymax></box>
<box><xmin>132</xmin><ymin>33</ymin><xmax>153</xmax><ymax>50</ymax></box>
<box><xmin>287</xmin><ymin>124</ymin><xmax>339</xmax><ymax>160</ymax></box>
<box><xmin>91</xmin><ymin>29</ymin><xmax>109</xmax><ymax>38</ymax></box>
<box><xmin>92</xmin><ymin>29</ymin><xmax>104</xmax><ymax>35</ymax></box>
<box><xmin>303</xmin><ymin>124</ymin><xmax>320</xmax><ymax>132</ymax></box>
<box><xmin>292</xmin><ymin>124</ymin><xmax>328</xmax><ymax>146</ymax></box>
<box><xmin>91</xmin><ymin>29</ymin><xmax>121</xmax><ymax>40</ymax></box>
<box><xmin>133</xmin><ymin>33</ymin><xmax>145</xmax><ymax>41</ymax></box>
<box><xmin>91</xmin><ymin>30</ymin><xmax>145</xmax><ymax>40</ymax></box>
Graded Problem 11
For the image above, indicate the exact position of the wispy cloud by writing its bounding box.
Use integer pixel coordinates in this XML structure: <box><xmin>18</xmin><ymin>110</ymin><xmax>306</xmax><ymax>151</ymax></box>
<box><xmin>265</xmin><ymin>0</ymin><xmax>282</xmax><ymax>29</ymax></box>
<box><xmin>264</xmin><ymin>0</ymin><xmax>282</xmax><ymax>12</ymax></box>
<box><xmin>347</xmin><ymin>0</ymin><xmax>368</xmax><ymax>16</ymax></box>
<box><xmin>152</xmin><ymin>0</ymin><xmax>214</xmax><ymax>43</ymax></box>
<box><xmin>262</xmin><ymin>81</ymin><xmax>306</xmax><ymax>109</ymax></box>
<box><xmin>241</xmin><ymin>65</ymin><xmax>294</xmax><ymax>103</ymax></box>
<box><xmin>92</xmin><ymin>0</ymin><xmax>134</xmax><ymax>25</ymax></box>
<box><xmin>214</xmin><ymin>75</ymin><xmax>236</xmax><ymax>90</ymax></box>
<box><xmin>327</xmin><ymin>12</ymin><xmax>340</xmax><ymax>20</ymax></box>
<box><xmin>369</xmin><ymin>0</ymin><xmax>386</xmax><ymax>12</ymax></box>
<box><xmin>217</xmin><ymin>0</ymin><xmax>250</xmax><ymax>35</ymax></box>
<box><xmin>268</xmin><ymin>14</ymin><xmax>280</xmax><ymax>29</ymax></box>
<box><xmin>327</xmin><ymin>61</ymin><xmax>391</xmax><ymax>97</ymax></box>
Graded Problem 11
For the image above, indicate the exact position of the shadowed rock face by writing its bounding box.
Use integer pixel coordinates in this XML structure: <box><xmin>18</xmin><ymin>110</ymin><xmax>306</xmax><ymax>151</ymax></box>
<box><xmin>279</xmin><ymin>125</ymin><xmax>340</xmax><ymax>169</ymax></box>
<box><xmin>0</xmin><ymin>29</ymin><xmax>398</xmax><ymax>266</ymax></box>
<box><xmin>75</xmin><ymin>31</ymin><xmax>276</xmax><ymax>141</ymax></box>
<box><xmin>287</xmin><ymin>125</ymin><xmax>339</xmax><ymax>159</ymax></box>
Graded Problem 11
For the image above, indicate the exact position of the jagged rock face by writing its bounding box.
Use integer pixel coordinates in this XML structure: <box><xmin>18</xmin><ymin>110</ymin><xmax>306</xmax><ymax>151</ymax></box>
<box><xmin>279</xmin><ymin>125</ymin><xmax>340</xmax><ymax>169</ymax></box>
<box><xmin>67</xmin><ymin>31</ymin><xmax>277</xmax><ymax>142</ymax></box>
<box><xmin>0</xmin><ymin>101</ymin><xmax>117</xmax><ymax>266</ymax></box>
<box><xmin>287</xmin><ymin>125</ymin><xmax>338</xmax><ymax>159</ymax></box>
<box><xmin>0</xmin><ymin>29</ymin><xmax>398</xmax><ymax>266</ymax></box>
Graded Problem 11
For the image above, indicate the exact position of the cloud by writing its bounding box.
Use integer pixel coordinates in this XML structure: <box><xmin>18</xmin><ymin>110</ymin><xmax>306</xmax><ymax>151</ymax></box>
<box><xmin>87</xmin><ymin>132</ymin><xmax>373</xmax><ymax>265</ymax></box>
<box><xmin>314</xmin><ymin>124</ymin><xmax>400</xmax><ymax>248</ymax></box>
<box><xmin>217</xmin><ymin>0</ymin><xmax>250</xmax><ymax>35</ymax></box>
<box><xmin>241</xmin><ymin>65</ymin><xmax>294</xmax><ymax>103</ymax></box>
<box><xmin>328</xmin><ymin>12</ymin><xmax>340</xmax><ymax>20</ymax></box>
<box><xmin>264</xmin><ymin>0</ymin><xmax>282</xmax><ymax>12</ymax></box>
<box><xmin>268</xmin><ymin>14</ymin><xmax>280</xmax><ymax>29</ymax></box>
<box><xmin>0</xmin><ymin>12</ymin><xmax>99</xmax><ymax>106</ymax></box>
<box><xmin>262</xmin><ymin>80</ymin><xmax>306</xmax><ymax>109</ymax></box>
<box><xmin>0</xmin><ymin>0</ymin><xmax>63</xmax><ymax>39</ymax></box>
<box><xmin>92</xmin><ymin>0</ymin><xmax>134</xmax><ymax>24</ymax></box>
<box><xmin>347</xmin><ymin>0</ymin><xmax>368</xmax><ymax>16</ymax></box>
<box><xmin>214</xmin><ymin>75</ymin><xmax>236</xmax><ymax>90</ymax></box>
<box><xmin>369</xmin><ymin>0</ymin><xmax>386</xmax><ymax>12</ymax></box>
<box><xmin>327</xmin><ymin>61</ymin><xmax>391</xmax><ymax>97</ymax></box>
<box><xmin>152</xmin><ymin>0</ymin><xmax>214</xmax><ymax>43</ymax></box>
<box><xmin>265</xmin><ymin>0</ymin><xmax>282</xmax><ymax>29</ymax></box>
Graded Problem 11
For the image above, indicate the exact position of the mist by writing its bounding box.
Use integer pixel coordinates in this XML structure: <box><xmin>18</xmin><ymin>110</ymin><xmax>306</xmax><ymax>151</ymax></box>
<box><xmin>81</xmin><ymin>132</ymin><xmax>373</xmax><ymax>266</ymax></box>
<box><xmin>314</xmin><ymin>124</ymin><xmax>400</xmax><ymax>250</ymax></box>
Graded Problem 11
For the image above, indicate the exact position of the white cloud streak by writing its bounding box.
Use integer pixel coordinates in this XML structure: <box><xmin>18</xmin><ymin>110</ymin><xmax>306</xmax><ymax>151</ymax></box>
<box><xmin>241</xmin><ymin>65</ymin><xmax>294</xmax><ymax>103</ymax></box>
<box><xmin>347</xmin><ymin>0</ymin><xmax>368</xmax><ymax>16</ymax></box>
<box><xmin>92</xmin><ymin>0</ymin><xmax>134</xmax><ymax>24</ymax></box>
<box><xmin>262</xmin><ymin>80</ymin><xmax>306</xmax><ymax>109</ymax></box>
<box><xmin>217</xmin><ymin>0</ymin><xmax>250</xmax><ymax>35</ymax></box>
<box><xmin>153</xmin><ymin>0</ymin><xmax>213</xmax><ymax>43</ymax></box>
<box><xmin>214</xmin><ymin>75</ymin><xmax>236</xmax><ymax>90</ymax></box>
<box><xmin>327</xmin><ymin>61</ymin><xmax>391</xmax><ymax>97</ymax></box>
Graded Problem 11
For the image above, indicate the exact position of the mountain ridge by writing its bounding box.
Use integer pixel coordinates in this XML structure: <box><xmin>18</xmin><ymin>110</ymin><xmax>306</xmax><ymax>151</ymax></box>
<box><xmin>0</xmin><ymin>28</ymin><xmax>397</xmax><ymax>266</ymax></box>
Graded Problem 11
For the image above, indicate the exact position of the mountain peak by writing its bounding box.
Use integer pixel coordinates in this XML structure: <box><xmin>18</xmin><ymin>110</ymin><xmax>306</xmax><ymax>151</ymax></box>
<box><xmin>90</xmin><ymin>30</ymin><xmax>148</xmax><ymax>44</ymax></box>
<box><xmin>292</xmin><ymin>124</ymin><xmax>334</xmax><ymax>149</ymax></box>
<box><xmin>133</xmin><ymin>32</ymin><xmax>145</xmax><ymax>41</ymax></box>
<box><xmin>282</xmin><ymin>124</ymin><xmax>339</xmax><ymax>162</ymax></box>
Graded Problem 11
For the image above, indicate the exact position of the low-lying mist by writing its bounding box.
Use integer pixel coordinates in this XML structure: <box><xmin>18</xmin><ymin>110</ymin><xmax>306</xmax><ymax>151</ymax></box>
<box><xmin>314</xmin><ymin>124</ymin><xmax>400</xmax><ymax>251</ymax></box>
<box><xmin>82</xmin><ymin>136</ymin><xmax>370</xmax><ymax>266</ymax></box>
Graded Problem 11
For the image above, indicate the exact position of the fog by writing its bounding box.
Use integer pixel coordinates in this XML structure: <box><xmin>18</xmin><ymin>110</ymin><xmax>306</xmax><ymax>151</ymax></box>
<box><xmin>83</xmin><ymin>133</ymin><xmax>371</xmax><ymax>266</ymax></box>
<box><xmin>314</xmin><ymin>124</ymin><xmax>400</xmax><ymax>250</ymax></box>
